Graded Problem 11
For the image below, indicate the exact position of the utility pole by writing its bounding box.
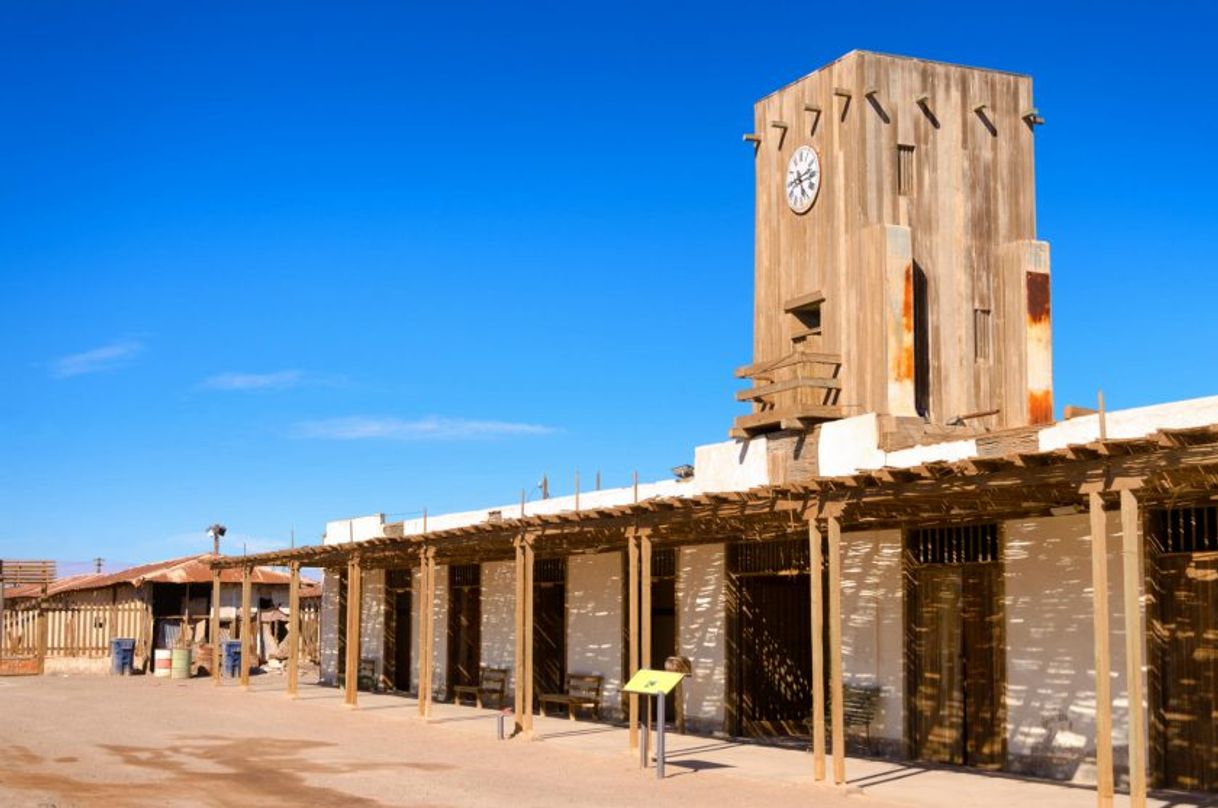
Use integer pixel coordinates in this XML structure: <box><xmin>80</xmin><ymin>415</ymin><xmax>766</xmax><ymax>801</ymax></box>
<box><xmin>92</xmin><ymin>557</ymin><xmax>103</xmax><ymax>574</ymax></box>
<box><xmin>207</xmin><ymin>524</ymin><xmax>227</xmax><ymax>556</ymax></box>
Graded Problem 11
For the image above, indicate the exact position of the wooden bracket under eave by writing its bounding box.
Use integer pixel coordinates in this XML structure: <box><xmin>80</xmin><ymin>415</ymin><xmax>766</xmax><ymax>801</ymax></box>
<box><xmin>974</xmin><ymin>103</ymin><xmax>997</xmax><ymax>136</ymax></box>
<box><xmin>1023</xmin><ymin>108</ymin><xmax>1045</xmax><ymax>127</ymax></box>
<box><xmin>833</xmin><ymin>87</ymin><xmax>852</xmax><ymax>122</ymax></box>
<box><xmin>770</xmin><ymin>120</ymin><xmax>789</xmax><ymax>149</ymax></box>
<box><xmin>915</xmin><ymin>94</ymin><xmax>939</xmax><ymax>128</ymax></box>
<box><xmin>804</xmin><ymin>104</ymin><xmax>822</xmax><ymax>136</ymax></box>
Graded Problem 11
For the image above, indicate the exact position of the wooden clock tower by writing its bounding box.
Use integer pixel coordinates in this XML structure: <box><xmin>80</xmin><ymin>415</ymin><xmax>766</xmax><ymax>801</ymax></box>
<box><xmin>733</xmin><ymin>51</ymin><xmax>1053</xmax><ymax>439</ymax></box>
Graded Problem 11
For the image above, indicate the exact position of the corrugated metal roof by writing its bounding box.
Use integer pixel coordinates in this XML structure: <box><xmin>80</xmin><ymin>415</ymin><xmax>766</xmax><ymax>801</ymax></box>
<box><xmin>6</xmin><ymin>554</ymin><xmax>319</xmax><ymax>599</ymax></box>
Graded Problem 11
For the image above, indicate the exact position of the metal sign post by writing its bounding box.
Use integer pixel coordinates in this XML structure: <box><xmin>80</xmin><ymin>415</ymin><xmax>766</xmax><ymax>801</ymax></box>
<box><xmin>655</xmin><ymin>691</ymin><xmax>666</xmax><ymax>779</ymax></box>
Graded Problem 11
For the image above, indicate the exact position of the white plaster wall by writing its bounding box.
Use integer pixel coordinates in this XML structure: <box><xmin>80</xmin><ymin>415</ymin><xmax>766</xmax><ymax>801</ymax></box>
<box><xmin>566</xmin><ymin>552</ymin><xmax>624</xmax><ymax>715</ymax></box>
<box><xmin>840</xmin><ymin>529</ymin><xmax>905</xmax><ymax>742</ymax></box>
<box><xmin>360</xmin><ymin>569</ymin><xmax>385</xmax><ymax>686</ymax></box>
<box><xmin>677</xmin><ymin>543</ymin><xmax>726</xmax><ymax>732</ymax></box>
<box><xmin>319</xmin><ymin>570</ymin><xmax>383</xmax><ymax>685</ymax></box>
<box><xmin>410</xmin><ymin>565</ymin><xmax>449</xmax><ymax>697</ymax></box>
<box><xmin>322</xmin><ymin>514</ymin><xmax>386</xmax><ymax>545</ymax></box>
<box><xmin>320</xmin><ymin>569</ymin><xmax>340</xmax><ymax>684</ymax></box>
<box><xmin>885</xmin><ymin>437</ymin><xmax>978</xmax><ymax>468</ymax></box>
<box><xmin>818</xmin><ymin>414</ymin><xmax>887</xmax><ymax>476</ymax></box>
<box><xmin>1039</xmin><ymin>394</ymin><xmax>1218</xmax><ymax>451</ymax></box>
<box><xmin>481</xmin><ymin>560</ymin><xmax>516</xmax><ymax>697</ymax></box>
<box><xmin>692</xmin><ymin>438</ymin><xmax>770</xmax><ymax>493</ymax></box>
<box><xmin>1003</xmin><ymin>511</ymin><xmax>1146</xmax><ymax>781</ymax></box>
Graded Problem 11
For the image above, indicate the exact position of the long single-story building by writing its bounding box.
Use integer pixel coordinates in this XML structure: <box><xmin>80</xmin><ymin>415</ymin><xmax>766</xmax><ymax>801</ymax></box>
<box><xmin>209</xmin><ymin>51</ymin><xmax>1218</xmax><ymax>806</ymax></box>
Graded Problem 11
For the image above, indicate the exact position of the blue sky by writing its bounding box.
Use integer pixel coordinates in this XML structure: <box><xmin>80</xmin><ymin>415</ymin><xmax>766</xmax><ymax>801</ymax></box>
<box><xmin>2</xmin><ymin>2</ymin><xmax>1216</xmax><ymax>570</ymax></box>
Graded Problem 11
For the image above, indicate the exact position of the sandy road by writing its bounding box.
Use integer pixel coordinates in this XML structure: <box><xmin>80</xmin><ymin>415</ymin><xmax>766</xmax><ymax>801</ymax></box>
<box><xmin>0</xmin><ymin>675</ymin><xmax>891</xmax><ymax>808</ymax></box>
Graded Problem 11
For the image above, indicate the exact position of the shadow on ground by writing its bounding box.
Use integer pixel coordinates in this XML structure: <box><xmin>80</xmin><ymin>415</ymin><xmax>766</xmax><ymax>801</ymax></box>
<box><xmin>0</xmin><ymin>736</ymin><xmax>454</xmax><ymax>807</ymax></box>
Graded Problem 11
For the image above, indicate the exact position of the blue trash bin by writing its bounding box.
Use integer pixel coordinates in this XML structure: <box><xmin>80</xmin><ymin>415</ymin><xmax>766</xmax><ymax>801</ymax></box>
<box><xmin>222</xmin><ymin>640</ymin><xmax>242</xmax><ymax>677</ymax></box>
<box><xmin>110</xmin><ymin>638</ymin><xmax>136</xmax><ymax>675</ymax></box>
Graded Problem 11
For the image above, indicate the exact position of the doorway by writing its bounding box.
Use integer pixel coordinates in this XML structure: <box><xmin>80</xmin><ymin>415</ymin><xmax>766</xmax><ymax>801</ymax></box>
<box><xmin>905</xmin><ymin>524</ymin><xmax>1005</xmax><ymax>769</ymax></box>
<box><xmin>447</xmin><ymin>564</ymin><xmax>481</xmax><ymax>699</ymax></box>
<box><xmin>382</xmin><ymin>568</ymin><xmax>412</xmax><ymax>692</ymax></box>
<box><xmin>651</xmin><ymin>549</ymin><xmax>678</xmax><ymax>721</ymax></box>
<box><xmin>1148</xmin><ymin>505</ymin><xmax>1218</xmax><ymax>792</ymax></box>
<box><xmin>727</xmin><ymin>538</ymin><xmax>817</xmax><ymax>738</ymax></box>
<box><xmin>533</xmin><ymin>557</ymin><xmax>566</xmax><ymax>707</ymax></box>
<box><xmin>335</xmin><ymin>567</ymin><xmax>348</xmax><ymax>686</ymax></box>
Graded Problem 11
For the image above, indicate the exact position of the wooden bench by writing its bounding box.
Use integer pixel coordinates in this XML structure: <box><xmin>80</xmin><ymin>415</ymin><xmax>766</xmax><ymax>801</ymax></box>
<box><xmin>452</xmin><ymin>667</ymin><xmax>508</xmax><ymax>709</ymax></box>
<box><xmin>808</xmin><ymin>684</ymin><xmax>882</xmax><ymax>751</ymax></box>
<box><xmin>538</xmin><ymin>674</ymin><xmax>603</xmax><ymax>721</ymax></box>
<box><xmin>843</xmin><ymin>684</ymin><xmax>881</xmax><ymax>747</ymax></box>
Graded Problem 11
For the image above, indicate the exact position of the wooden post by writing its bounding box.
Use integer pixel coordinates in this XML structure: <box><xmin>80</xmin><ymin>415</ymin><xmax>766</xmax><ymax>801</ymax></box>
<box><xmin>418</xmin><ymin>549</ymin><xmax>431</xmax><ymax>717</ymax></box>
<box><xmin>641</xmin><ymin>530</ymin><xmax>653</xmax><ymax>750</ymax></box>
<box><xmin>628</xmin><ymin>528</ymin><xmax>640</xmax><ymax>750</ymax></box>
<box><xmin>239</xmin><ymin>566</ymin><xmax>252</xmax><ymax>689</ymax></box>
<box><xmin>287</xmin><ymin>561</ymin><xmax>300</xmax><ymax>698</ymax></box>
<box><xmin>828</xmin><ymin>514</ymin><xmax>846</xmax><ymax>785</ymax></box>
<box><xmin>523</xmin><ymin>536</ymin><xmax>535</xmax><ymax>734</ymax></box>
<box><xmin>344</xmin><ymin>557</ymin><xmax>362</xmax><ymax>708</ymax></box>
<box><xmin>1088</xmin><ymin>492</ymin><xmax>1114</xmax><ymax>807</ymax></box>
<box><xmin>513</xmin><ymin>537</ymin><xmax>525</xmax><ymax>732</ymax></box>
<box><xmin>210</xmin><ymin>569</ymin><xmax>222</xmax><ymax>685</ymax></box>
<box><xmin>36</xmin><ymin>606</ymin><xmax>48</xmax><ymax>675</ymax></box>
<box><xmin>1120</xmin><ymin>489</ymin><xmax>1147</xmax><ymax>808</ymax></box>
<box><xmin>424</xmin><ymin>550</ymin><xmax>437</xmax><ymax>718</ymax></box>
<box><xmin>810</xmin><ymin>517</ymin><xmax>827</xmax><ymax>781</ymax></box>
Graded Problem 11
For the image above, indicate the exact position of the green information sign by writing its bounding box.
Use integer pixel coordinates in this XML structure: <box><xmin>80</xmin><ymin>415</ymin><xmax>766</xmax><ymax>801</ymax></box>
<box><xmin>622</xmin><ymin>668</ymin><xmax>685</xmax><ymax>696</ymax></box>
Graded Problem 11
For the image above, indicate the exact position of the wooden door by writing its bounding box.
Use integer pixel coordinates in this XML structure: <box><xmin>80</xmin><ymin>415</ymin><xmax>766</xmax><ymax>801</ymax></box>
<box><xmin>447</xmin><ymin>565</ymin><xmax>481</xmax><ymax>696</ymax></box>
<box><xmin>907</xmin><ymin>524</ymin><xmax>1006</xmax><ymax>769</ymax></box>
<box><xmin>1150</xmin><ymin>550</ymin><xmax>1218</xmax><ymax>791</ymax></box>
<box><xmin>910</xmin><ymin>566</ymin><xmax>965</xmax><ymax>764</ymax></box>
<box><xmin>533</xmin><ymin>559</ymin><xmax>566</xmax><ymax>704</ymax></box>
<box><xmin>962</xmin><ymin>564</ymin><xmax>1005</xmax><ymax>769</ymax></box>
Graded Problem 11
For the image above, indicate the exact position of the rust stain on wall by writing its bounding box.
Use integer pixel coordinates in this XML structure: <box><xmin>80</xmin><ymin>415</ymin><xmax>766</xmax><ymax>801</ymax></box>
<box><xmin>1026</xmin><ymin>272</ymin><xmax>1050</xmax><ymax>324</ymax></box>
<box><xmin>1028</xmin><ymin>389</ymin><xmax>1054</xmax><ymax>425</ymax></box>
<box><xmin>896</xmin><ymin>263</ymin><xmax>915</xmax><ymax>381</ymax></box>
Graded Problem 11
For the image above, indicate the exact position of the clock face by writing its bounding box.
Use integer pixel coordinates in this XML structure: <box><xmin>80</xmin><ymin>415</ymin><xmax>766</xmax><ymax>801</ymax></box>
<box><xmin>785</xmin><ymin>145</ymin><xmax>821</xmax><ymax>214</ymax></box>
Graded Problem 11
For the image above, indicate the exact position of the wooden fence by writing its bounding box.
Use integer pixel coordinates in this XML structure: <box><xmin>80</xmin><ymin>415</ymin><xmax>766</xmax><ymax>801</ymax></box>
<box><xmin>300</xmin><ymin>599</ymin><xmax>321</xmax><ymax>663</ymax></box>
<box><xmin>4</xmin><ymin>596</ymin><xmax>320</xmax><ymax>668</ymax></box>
<box><xmin>2</xmin><ymin>606</ymin><xmax>40</xmax><ymax>657</ymax></box>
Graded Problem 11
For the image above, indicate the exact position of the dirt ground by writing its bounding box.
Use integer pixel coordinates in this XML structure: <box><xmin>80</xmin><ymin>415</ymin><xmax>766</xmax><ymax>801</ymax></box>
<box><xmin>0</xmin><ymin>674</ymin><xmax>890</xmax><ymax>808</ymax></box>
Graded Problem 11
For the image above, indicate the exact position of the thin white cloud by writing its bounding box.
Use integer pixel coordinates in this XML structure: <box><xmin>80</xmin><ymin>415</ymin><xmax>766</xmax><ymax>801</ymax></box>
<box><xmin>51</xmin><ymin>340</ymin><xmax>144</xmax><ymax>378</ymax></box>
<box><xmin>202</xmin><ymin>370</ymin><xmax>304</xmax><ymax>391</ymax></box>
<box><xmin>293</xmin><ymin>415</ymin><xmax>556</xmax><ymax>441</ymax></box>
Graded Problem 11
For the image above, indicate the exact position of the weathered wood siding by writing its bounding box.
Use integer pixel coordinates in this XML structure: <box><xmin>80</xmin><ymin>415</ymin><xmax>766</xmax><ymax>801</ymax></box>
<box><xmin>749</xmin><ymin>51</ymin><xmax>1051</xmax><ymax>429</ymax></box>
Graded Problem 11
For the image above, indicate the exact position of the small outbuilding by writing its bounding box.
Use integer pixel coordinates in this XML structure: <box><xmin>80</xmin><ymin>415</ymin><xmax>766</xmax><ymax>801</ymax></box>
<box><xmin>2</xmin><ymin>554</ymin><xmax>319</xmax><ymax>675</ymax></box>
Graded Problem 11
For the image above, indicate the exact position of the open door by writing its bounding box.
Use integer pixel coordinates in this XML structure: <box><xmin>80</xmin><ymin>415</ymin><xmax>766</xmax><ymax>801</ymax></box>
<box><xmin>533</xmin><ymin>558</ymin><xmax>566</xmax><ymax>706</ymax></box>
<box><xmin>383</xmin><ymin>568</ymin><xmax>411</xmax><ymax>692</ymax></box>
<box><xmin>447</xmin><ymin>564</ymin><xmax>481</xmax><ymax>698</ymax></box>
<box><xmin>727</xmin><ymin>538</ymin><xmax>815</xmax><ymax>738</ymax></box>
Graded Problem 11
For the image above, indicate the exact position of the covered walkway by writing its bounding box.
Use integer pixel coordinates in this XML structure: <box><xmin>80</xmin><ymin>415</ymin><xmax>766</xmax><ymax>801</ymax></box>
<box><xmin>224</xmin><ymin>671</ymin><xmax>1216</xmax><ymax>808</ymax></box>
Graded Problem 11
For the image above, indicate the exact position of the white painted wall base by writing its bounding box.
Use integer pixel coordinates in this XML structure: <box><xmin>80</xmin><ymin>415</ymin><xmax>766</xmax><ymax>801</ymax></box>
<box><xmin>677</xmin><ymin>543</ymin><xmax>726</xmax><ymax>733</ymax></box>
<box><xmin>566</xmin><ymin>552</ymin><xmax>624</xmax><ymax>715</ymax></box>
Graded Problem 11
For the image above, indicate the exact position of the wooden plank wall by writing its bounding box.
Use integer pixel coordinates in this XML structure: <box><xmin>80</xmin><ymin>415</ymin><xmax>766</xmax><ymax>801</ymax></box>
<box><xmin>299</xmin><ymin>599</ymin><xmax>321</xmax><ymax>663</ymax></box>
<box><xmin>4</xmin><ymin>586</ymin><xmax>145</xmax><ymax>657</ymax></box>
<box><xmin>751</xmin><ymin>51</ymin><xmax>1046</xmax><ymax>428</ymax></box>
<box><xmin>2</xmin><ymin>606</ymin><xmax>39</xmax><ymax>656</ymax></box>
